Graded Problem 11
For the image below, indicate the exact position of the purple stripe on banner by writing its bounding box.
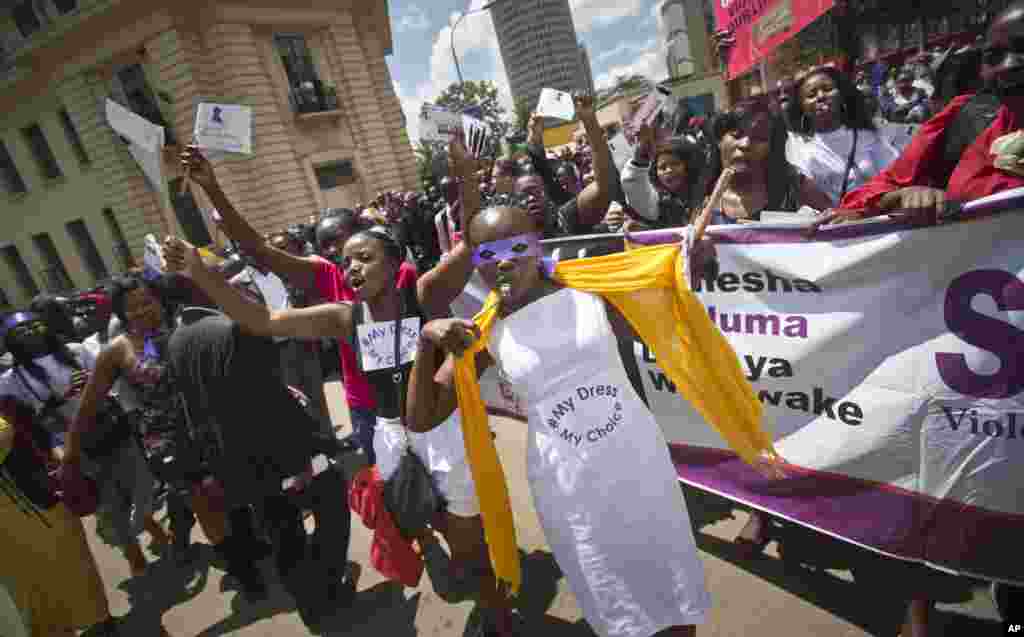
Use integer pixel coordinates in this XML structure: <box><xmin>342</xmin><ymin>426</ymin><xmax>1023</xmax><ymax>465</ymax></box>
<box><xmin>670</xmin><ymin>444</ymin><xmax>1024</xmax><ymax>584</ymax></box>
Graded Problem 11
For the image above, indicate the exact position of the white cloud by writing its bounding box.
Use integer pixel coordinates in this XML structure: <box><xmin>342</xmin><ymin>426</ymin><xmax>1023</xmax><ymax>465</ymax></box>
<box><xmin>396</xmin><ymin>3</ymin><xmax>512</xmax><ymax>145</ymax></box>
<box><xmin>569</xmin><ymin>0</ymin><xmax>646</xmax><ymax>32</ymax></box>
<box><xmin>593</xmin><ymin>39</ymin><xmax>666</xmax><ymax>90</ymax></box>
<box><xmin>394</xmin><ymin>5</ymin><xmax>430</xmax><ymax>33</ymax></box>
<box><xmin>595</xmin><ymin>38</ymin><xmax>658</xmax><ymax>64</ymax></box>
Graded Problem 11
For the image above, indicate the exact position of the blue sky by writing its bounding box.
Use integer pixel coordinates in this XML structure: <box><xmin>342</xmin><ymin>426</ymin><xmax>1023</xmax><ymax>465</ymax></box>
<box><xmin>386</xmin><ymin>0</ymin><xmax>670</xmax><ymax>143</ymax></box>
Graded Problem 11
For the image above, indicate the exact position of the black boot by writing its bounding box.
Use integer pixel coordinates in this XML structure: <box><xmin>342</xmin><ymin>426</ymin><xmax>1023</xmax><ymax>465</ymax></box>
<box><xmin>214</xmin><ymin>534</ymin><xmax>268</xmax><ymax>601</ymax></box>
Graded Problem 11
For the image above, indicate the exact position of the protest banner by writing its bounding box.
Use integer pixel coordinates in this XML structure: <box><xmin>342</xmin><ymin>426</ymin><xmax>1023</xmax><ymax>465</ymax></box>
<box><xmin>450</xmin><ymin>207</ymin><xmax>1024</xmax><ymax>585</ymax></box>
<box><xmin>105</xmin><ymin>99</ymin><xmax>173</xmax><ymax>234</ymax></box>
<box><xmin>715</xmin><ymin>0</ymin><xmax>835</xmax><ymax>80</ymax></box>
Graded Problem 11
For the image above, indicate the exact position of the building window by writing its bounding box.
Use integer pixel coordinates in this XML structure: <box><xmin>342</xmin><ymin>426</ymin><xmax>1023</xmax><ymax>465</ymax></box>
<box><xmin>0</xmin><ymin>286</ymin><xmax>9</xmax><ymax>310</ymax></box>
<box><xmin>52</xmin><ymin>0</ymin><xmax>78</xmax><ymax>15</ymax></box>
<box><xmin>274</xmin><ymin>34</ymin><xmax>336</xmax><ymax>113</ymax></box>
<box><xmin>21</xmin><ymin>124</ymin><xmax>62</xmax><ymax>179</ymax></box>
<box><xmin>167</xmin><ymin>178</ymin><xmax>213</xmax><ymax>247</ymax></box>
<box><xmin>0</xmin><ymin>142</ymin><xmax>27</xmax><ymax>194</ymax></box>
<box><xmin>58</xmin><ymin>109</ymin><xmax>90</xmax><ymax>166</ymax></box>
<box><xmin>101</xmin><ymin>207</ymin><xmax>134</xmax><ymax>271</ymax></box>
<box><xmin>32</xmin><ymin>233</ymin><xmax>74</xmax><ymax>292</ymax></box>
<box><xmin>11</xmin><ymin>1</ymin><xmax>42</xmax><ymax>39</ymax></box>
<box><xmin>314</xmin><ymin>160</ymin><xmax>354</xmax><ymax>190</ymax></box>
<box><xmin>110</xmin><ymin>64</ymin><xmax>176</xmax><ymax>145</ymax></box>
<box><xmin>1</xmin><ymin>245</ymin><xmax>38</xmax><ymax>298</ymax></box>
<box><xmin>66</xmin><ymin>219</ymin><xmax>108</xmax><ymax>283</ymax></box>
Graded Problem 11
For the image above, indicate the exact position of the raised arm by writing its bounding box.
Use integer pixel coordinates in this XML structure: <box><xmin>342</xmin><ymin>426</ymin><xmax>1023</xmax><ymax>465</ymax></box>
<box><xmin>181</xmin><ymin>147</ymin><xmax>320</xmax><ymax>290</ymax></box>
<box><xmin>619</xmin><ymin>123</ymin><xmax>661</xmax><ymax>222</ymax></box>
<box><xmin>63</xmin><ymin>341</ymin><xmax>126</xmax><ymax>464</ymax></box>
<box><xmin>164</xmin><ymin>236</ymin><xmax>352</xmax><ymax>342</ymax></box>
<box><xmin>526</xmin><ymin>113</ymin><xmax>573</xmax><ymax>207</ymax></box>
<box><xmin>406</xmin><ymin>318</ymin><xmax>492</xmax><ymax>432</ymax></box>
<box><xmin>417</xmin><ymin>137</ymin><xmax>482</xmax><ymax>318</ymax></box>
<box><xmin>575</xmin><ymin>94</ymin><xmax>613</xmax><ymax>225</ymax></box>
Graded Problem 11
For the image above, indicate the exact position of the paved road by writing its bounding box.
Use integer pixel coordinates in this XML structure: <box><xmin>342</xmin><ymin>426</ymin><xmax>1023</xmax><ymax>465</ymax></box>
<box><xmin>85</xmin><ymin>381</ymin><xmax>1005</xmax><ymax>636</ymax></box>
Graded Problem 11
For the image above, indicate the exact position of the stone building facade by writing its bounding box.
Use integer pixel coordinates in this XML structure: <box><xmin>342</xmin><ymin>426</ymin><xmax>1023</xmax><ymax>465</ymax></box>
<box><xmin>0</xmin><ymin>0</ymin><xmax>415</xmax><ymax>306</ymax></box>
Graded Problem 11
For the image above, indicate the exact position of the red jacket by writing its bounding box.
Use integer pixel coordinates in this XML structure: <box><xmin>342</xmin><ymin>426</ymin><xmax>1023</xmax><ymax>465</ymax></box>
<box><xmin>348</xmin><ymin>466</ymin><xmax>423</xmax><ymax>587</ymax></box>
<box><xmin>841</xmin><ymin>94</ymin><xmax>1024</xmax><ymax>210</ymax></box>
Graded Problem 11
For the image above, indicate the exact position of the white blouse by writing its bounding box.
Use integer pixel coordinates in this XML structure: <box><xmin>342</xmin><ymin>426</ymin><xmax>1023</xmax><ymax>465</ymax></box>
<box><xmin>786</xmin><ymin>126</ymin><xmax>900</xmax><ymax>206</ymax></box>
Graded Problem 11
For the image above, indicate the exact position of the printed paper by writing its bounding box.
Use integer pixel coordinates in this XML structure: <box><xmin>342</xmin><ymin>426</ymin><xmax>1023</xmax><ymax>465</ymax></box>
<box><xmin>357</xmin><ymin>317</ymin><xmax>421</xmax><ymax>372</ymax></box>
<box><xmin>536</xmin><ymin>88</ymin><xmax>575</xmax><ymax>121</ymax></box>
<box><xmin>419</xmin><ymin>105</ymin><xmax>464</xmax><ymax>142</ymax></box>
<box><xmin>193</xmin><ymin>103</ymin><xmax>253</xmax><ymax>155</ymax></box>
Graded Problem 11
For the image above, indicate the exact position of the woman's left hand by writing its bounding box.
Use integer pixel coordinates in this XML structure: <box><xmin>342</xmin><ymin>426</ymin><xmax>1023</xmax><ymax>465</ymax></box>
<box><xmin>574</xmin><ymin>92</ymin><xmax>597</xmax><ymax>123</ymax></box>
<box><xmin>163</xmin><ymin>236</ymin><xmax>203</xmax><ymax>277</ymax></box>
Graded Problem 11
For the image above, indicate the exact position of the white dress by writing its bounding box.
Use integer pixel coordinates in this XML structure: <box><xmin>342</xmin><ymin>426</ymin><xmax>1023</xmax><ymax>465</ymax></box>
<box><xmin>489</xmin><ymin>288</ymin><xmax>710</xmax><ymax>637</ymax></box>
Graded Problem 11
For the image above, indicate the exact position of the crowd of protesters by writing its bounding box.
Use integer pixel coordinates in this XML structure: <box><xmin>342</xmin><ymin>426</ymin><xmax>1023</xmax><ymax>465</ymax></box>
<box><xmin>3</xmin><ymin>3</ymin><xmax>1024</xmax><ymax>637</ymax></box>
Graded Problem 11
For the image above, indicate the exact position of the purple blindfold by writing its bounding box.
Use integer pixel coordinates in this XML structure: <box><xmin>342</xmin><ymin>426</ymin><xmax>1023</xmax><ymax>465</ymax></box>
<box><xmin>471</xmin><ymin>233</ymin><xmax>556</xmax><ymax>276</ymax></box>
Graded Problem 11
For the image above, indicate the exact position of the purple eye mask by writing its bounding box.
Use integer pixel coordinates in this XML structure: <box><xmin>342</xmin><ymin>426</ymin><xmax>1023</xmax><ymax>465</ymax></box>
<box><xmin>472</xmin><ymin>233</ymin><xmax>557</xmax><ymax>277</ymax></box>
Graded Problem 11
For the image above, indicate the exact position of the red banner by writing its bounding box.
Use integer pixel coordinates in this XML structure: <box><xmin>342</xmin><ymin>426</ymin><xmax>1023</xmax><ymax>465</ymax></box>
<box><xmin>715</xmin><ymin>0</ymin><xmax>835</xmax><ymax>80</ymax></box>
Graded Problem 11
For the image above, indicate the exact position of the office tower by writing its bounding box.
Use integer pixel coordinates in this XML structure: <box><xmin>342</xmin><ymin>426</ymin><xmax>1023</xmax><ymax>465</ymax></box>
<box><xmin>491</xmin><ymin>0</ymin><xmax>589</xmax><ymax>109</ymax></box>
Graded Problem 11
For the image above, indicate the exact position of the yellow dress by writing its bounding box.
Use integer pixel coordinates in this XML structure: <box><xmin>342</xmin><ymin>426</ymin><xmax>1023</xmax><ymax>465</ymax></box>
<box><xmin>453</xmin><ymin>243</ymin><xmax>780</xmax><ymax>595</ymax></box>
<box><xmin>0</xmin><ymin>416</ymin><xmax>108</xmax><ymax>636</ymax></box>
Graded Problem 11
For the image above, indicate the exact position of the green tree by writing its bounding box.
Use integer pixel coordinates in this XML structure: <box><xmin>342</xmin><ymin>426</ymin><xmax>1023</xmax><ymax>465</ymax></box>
<box><xmin>433</xmin><ymin>80</ymin><xmax>509</xmax><ymax>152</ymax></box>
<box><xmin>414</xmin><ymin>141</ymin><xmax>443</xmax><ymax>190</ymax></box>
<box><xmin>512</xmin><ymin>95</ymin><xmax>532</xmax><ymax>134</ymax></box>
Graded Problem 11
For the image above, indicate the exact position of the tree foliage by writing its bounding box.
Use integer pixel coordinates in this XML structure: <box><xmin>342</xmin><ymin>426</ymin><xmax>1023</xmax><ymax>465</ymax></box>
<box><xmin>433</xmin><ymin>80</ymin><xmax>509</xmax><ymax>152</ymax></box>
<box><xmin>512</xmin><ymin>95</ymin><xmax>532</xmax><ymax>134</ymax></box>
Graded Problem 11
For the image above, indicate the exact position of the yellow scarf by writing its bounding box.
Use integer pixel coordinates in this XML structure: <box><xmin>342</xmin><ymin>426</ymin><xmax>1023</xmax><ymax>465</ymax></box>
<box><xmin>453</xmin><ymin>243</ymin><xmax>778</xmax><ymax>595</ymax></box>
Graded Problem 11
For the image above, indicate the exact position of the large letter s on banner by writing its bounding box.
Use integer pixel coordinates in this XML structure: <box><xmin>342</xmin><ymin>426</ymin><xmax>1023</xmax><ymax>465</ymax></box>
<box><xmin>936</xmin><ymin>270</ymin><xmax>1024</xmax><ymax>399</ymax></box>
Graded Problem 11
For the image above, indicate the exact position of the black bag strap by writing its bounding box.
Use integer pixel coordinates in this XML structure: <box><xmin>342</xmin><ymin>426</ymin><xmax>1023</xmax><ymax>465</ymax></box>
<box><xmin>392</xmin><ymin>292</ymin><xmax>408</xmax><ymax>434</ymax></box>
<box><xmin>838</xmin><ymin>126</ymin><xmax>859</xmax><ymax>203</ymax></box>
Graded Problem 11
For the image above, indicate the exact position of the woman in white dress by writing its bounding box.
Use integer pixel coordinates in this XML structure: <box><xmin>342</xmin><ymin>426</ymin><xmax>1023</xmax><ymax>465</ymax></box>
<box><xmin>407</xmin><ymin>203</ymin><xmax>712</xmax><ymax>637</ymax></box>
<box><xmin>784</xmin><ymin>65</ymin><xmax>900</xmax><ymax>207</ymax></box>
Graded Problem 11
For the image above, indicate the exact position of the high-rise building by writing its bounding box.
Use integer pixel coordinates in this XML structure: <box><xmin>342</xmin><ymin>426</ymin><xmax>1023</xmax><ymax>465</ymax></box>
<box><xmin>660</xmin><ymin>0</ymin><xmax>715</xmax><ymax>79</ymax></box>
<box><xmin>491</xmin><ymin>0</ymin><xmax>589</xmax><ymax>110</ymax></box>
<box><xmin>579</xmin><ymin>42</ymin><xmax>595</xmax><ymax>95</ymax></box>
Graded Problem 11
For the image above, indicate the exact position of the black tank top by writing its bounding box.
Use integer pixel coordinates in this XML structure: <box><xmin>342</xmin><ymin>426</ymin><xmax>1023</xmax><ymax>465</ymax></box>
<box><xmin>350</xmin><ymin>285</ymin><xmax>425</xmax><ymax>419</ymax></box>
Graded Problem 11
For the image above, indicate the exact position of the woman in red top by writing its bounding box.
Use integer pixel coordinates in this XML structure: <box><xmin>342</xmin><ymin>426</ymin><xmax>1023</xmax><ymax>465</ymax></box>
<box><xmin>835</xmin><ymin>3</ymin><xmax>1024</xmax><ymax>225</ymax></box>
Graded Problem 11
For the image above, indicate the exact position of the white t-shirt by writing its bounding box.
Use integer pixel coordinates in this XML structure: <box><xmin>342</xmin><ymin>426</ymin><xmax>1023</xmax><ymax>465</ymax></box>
<box><xmin>786</xmin><ymin>126</ymin><xmax>900</xmax><ymax>206</ymax></box>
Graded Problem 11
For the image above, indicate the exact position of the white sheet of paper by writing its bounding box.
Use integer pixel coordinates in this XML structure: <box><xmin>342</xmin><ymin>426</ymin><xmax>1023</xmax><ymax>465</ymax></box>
<box><xmin>607</xmin><ymin>131</ymin><xmax>634</xmax><ymax>171</ymax></box>
<box><xmin>105</xmin><ymin>99</ymin><xmax>162</xmax><ymax>152</ymax></box>
<box><xmin>143</xmin><ymin>234</ymin><xmax>164</xmax><ymax>278</ymax></box>
<box><xmin>536</xmin><ymin>88</ymin><xmax>575</xmax><ymax>121</ymax></box>
<box><xmin>357</xmin><ymin>317</ymin><xmax>421</xmax><ymax>372</ymax></box>
<box><xmin>194</xmin><ymin>103</ymin><xmax>253</xmax><ymax>155</ymax></box>
<box><xmin>127</xmin><ymin>139</ymin><xmax>166</xmax><ymax>194</ymax></box>
<box><xmin>419</xmin><ymin>105</ymin><xmax>464</xmax><ymax>142</ymax></box>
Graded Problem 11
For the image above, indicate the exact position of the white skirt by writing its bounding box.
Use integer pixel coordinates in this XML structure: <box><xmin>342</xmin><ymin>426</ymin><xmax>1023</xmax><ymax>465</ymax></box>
<box><xmin>374</xmin><ymin>412</ymin><xmax>480</xmax><ymax>518</ymax></box>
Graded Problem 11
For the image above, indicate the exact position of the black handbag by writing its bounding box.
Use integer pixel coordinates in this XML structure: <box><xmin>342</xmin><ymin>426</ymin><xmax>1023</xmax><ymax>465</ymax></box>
<box><xmin>381</xmin><ymin>299</ymin><xmax>444</xmax><ymax>540</ymax></box>
<box><xmin>15</xmin><ymin>366</ymin><xmax>131</xmax><ymax>458</ymax></box>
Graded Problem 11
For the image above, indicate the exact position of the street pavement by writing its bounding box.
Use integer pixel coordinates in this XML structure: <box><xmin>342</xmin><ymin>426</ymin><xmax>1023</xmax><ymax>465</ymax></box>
<box><xmin>85</xmin><ymin>380</ymin><xmax>1005</xmax><ymax>636</ymax></box>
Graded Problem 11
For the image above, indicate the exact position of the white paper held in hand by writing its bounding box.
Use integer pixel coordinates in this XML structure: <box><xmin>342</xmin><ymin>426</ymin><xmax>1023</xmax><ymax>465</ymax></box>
<box><xmin>419</xmin><ymin>105</ymin><xmax>464</xmax><ymax>142</ymax></box>
<box><xmin>536</xmin><ymin>88</ymin><xmax>576</xmax><ymax>121</ymax></box>
<box><xmin>193</xmin><ymin>103</ymin><xmax>253</xmax><ymax>155</ymax></box>
<box><xmin>143</xmin><ymin>234</ymin><xmax>164</xmax><ymax>281</ymax></box>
